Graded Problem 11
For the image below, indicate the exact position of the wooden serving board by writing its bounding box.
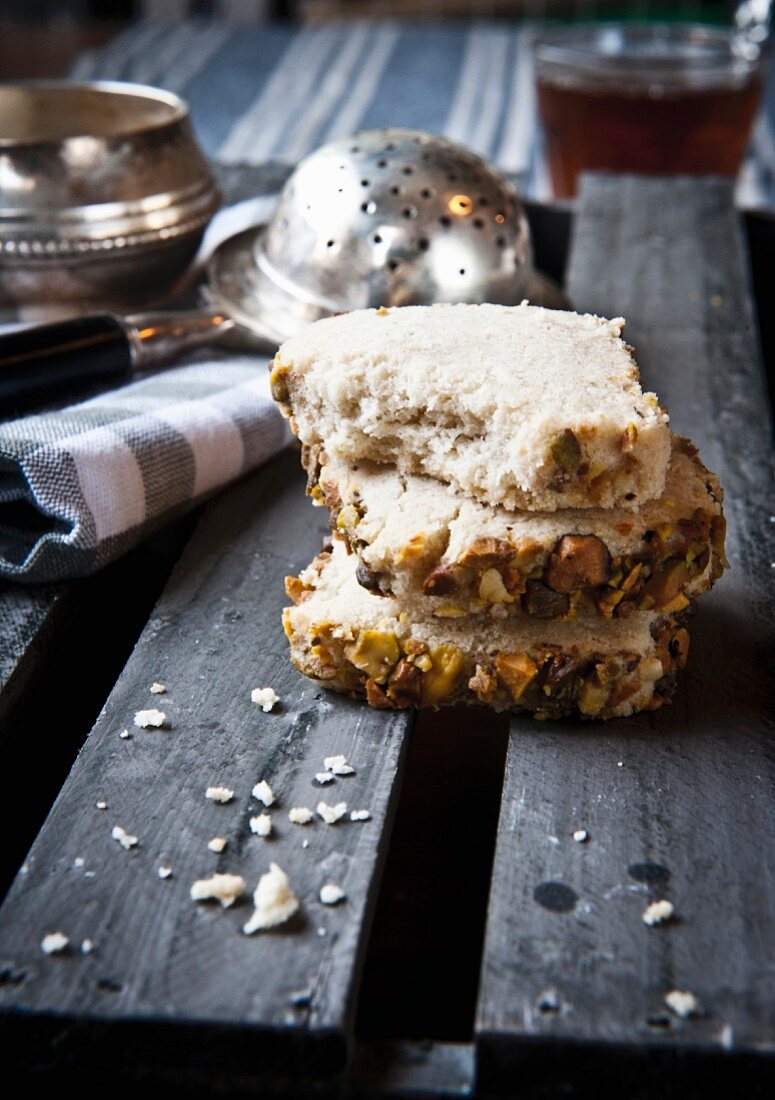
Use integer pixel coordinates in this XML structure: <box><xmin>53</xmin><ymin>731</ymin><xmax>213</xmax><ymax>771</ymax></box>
<box><xmin>0</xmin><ymin>176</ymin><xmax>773</xmax><ymax>1097</ymax></box>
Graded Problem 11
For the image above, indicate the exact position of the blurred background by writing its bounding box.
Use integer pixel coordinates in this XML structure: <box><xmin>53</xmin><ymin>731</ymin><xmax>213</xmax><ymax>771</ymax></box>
<box><xmin>0</xmin><ymin>2</ymin><xmax>751</xmax><ymax>80</ymax></box>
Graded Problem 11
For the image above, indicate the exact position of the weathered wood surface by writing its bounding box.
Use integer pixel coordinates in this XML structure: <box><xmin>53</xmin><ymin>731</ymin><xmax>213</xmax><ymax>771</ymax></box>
<box><xmin>0</xmin><ymin>585</ymin><xmax>66</xmax><ymax>725</ymax></box>
<box><xmin>476</xmin><ymin>177</ymin><xmax>775</xmax><ymax>1095</ymax></box>
<box><xmin>0</xmin><ymin>447</ymin><xmax>412</xmax><ymax>1093</ymax></box>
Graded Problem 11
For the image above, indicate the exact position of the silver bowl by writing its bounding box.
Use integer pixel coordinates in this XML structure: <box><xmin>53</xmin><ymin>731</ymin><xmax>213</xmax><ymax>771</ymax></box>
<box><xmin>0</xmin><ymin>81</ymin><xmax>220</xmax><ymax>311</ymax></box>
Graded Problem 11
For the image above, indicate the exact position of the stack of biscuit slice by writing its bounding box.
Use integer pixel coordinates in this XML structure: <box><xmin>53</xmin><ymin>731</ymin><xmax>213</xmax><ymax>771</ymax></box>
<box><xmin>271</xmin><ymin>303</ymin><xmax>726</xmax><ymax>721</ymax></box>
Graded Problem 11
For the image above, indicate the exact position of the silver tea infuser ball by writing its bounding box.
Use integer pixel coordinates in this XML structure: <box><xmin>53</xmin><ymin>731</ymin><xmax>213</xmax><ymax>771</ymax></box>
<box><xmin>211</xmin><ymin>128</ymin><xmax>546</xmax><ymax>342</ymax></box>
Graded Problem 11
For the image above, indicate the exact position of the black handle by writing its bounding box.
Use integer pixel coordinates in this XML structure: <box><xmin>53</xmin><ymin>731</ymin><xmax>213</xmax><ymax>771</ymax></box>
<box><xmin>0</xmin><ymin>314</ymin><xmax>133</xmax><ymax>415</ymax></box>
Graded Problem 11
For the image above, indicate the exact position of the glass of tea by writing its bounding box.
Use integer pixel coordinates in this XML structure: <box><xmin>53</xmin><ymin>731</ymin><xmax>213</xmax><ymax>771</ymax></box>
<box><xmin>534</xmin><ymin>22</ymin><xmax>766</xmax><ymax>200</ymax></box>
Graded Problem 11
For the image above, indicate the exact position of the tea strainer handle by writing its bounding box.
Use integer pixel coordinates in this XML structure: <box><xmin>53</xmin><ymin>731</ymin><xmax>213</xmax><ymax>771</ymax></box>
<box><xmin>0</xmin><ymin>309</ymin><xmax>237</xmax><ymax>415</ymax></box>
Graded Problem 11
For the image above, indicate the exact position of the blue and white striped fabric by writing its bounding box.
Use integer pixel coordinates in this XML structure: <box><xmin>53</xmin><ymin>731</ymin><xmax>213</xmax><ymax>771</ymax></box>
<box><xmin>70</xmin><ymin>17</ymin><xmax>775</xmax><ymax>209</ymax></box>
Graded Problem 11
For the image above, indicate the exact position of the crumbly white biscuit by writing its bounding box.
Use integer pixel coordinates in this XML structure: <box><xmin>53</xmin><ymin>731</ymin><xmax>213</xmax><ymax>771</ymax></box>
<box><xmin>272</xmin><ymin>303</ymin><xmax>670</xmax><ymax>512</ymax></box>
<box><xmin>311</xmin><ymin>435</ymin><xmax>724</xmax><ymax>620</ymax></box>
<box><xmin>283</xmin><ymin>540</ymin><xmax>687</xmax><ymax>720</ymax></box>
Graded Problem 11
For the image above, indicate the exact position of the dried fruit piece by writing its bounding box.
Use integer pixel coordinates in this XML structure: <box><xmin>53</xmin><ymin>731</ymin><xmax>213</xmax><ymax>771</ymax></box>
<box><xmin>269</xmin><ymin>361</ymin><xmax>290</xmax><ymax>403</ymax></box>
<box><xmin>545</xmin><ymin>535</ymin><xmax>611</xmax><ymax>592</ymax></box>
<box><xmin>356</xmin><ymin>562</ymin><xmax>385</xmax><ymax>593</ymax></box>
<box><xmin>387</xmin><ymin>659</ymin><xmax>423</xmax><ymax>708</ymax></box>
<box><xmin>458</xmin><ymin>537</ymin><xmax>513</xmax><ymax>566</ymax></box>
<box><xmin>578</xmin><ymin>677</ymin><xmax>610</xmax><ymax>716</ymax></box>
<box><xmin>550</xmin><ymin>429</ymin><xmax>582</xmax><ymax>475</ymax></box>
<box><xmin>478</xmin><ymin>567</ymin><xmax>515</xmax><ymax>604</ymax></box>
<box><xmin>523</xmin><ymin>579</ymin><xmax>570</xmax><ymax>619</ymax></box>
<box><xmin>669</xmin><ymin>627</ymin><xmax>690</xmax><ymax>670</ymax></box>
<box><xmin>422</xmin><ymin>644</ymin><xmax>467</xmax><ymax>705</ymax></box>
<box><xmin>422</xmin><ymin>563</ymin><xmax>466</xmax><ymax>596</ymax></box>
<box><xmin>640</xmin><ymin>558</ymin><xmax>691</xmax><ymax>608</ymax></box>
<box><xmin>345</xmin><ymin>630</ymin><xmax>400</xmax><ymax>683</ymax></box>
<box><xmin>468</xmin><ymin>663</ymin><xmax>498</xmax><ymax>702</ymax></box>
<box><xmin>495</xmin><ymin>653</ymin><xmax>538</xmax><ymax>700</ymax></box>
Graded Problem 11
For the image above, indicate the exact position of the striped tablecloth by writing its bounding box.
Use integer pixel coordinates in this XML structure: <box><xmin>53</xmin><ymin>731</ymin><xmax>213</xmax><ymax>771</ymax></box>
<box><xmin>71</xmin><ymin>17</ymin><xmax>775</xmax><ymax>210</ymax></box>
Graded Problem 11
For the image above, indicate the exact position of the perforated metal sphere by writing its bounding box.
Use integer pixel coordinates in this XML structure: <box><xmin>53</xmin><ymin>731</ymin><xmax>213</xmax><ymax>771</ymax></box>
<box><xmin>217</xmin><ymin>129</ymin><xmax>534</xmax><ymax>341</ymax></box>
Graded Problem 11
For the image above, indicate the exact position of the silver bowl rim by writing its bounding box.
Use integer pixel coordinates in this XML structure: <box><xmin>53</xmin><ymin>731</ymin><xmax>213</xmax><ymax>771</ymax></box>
<box><xmin>0</xmin><ymin>79</ymin><xmax>190</xmax><ymax>148</ymax></box>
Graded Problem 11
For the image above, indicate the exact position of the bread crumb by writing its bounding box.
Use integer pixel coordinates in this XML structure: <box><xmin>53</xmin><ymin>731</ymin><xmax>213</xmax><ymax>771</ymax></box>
<box><xmin>317</xmin><ymin>801</ymin><xmax>347</xmax><ymax>825</ymax></box>
<box><xmin>80</xmin><ymin>939</ymin><xmax>94</xmax><ymax>955</ymax></box>
<box><xmin>158</xmin><ymin>866</ymin><xmax>173</xmax><ymax>879</ymax></box>
<box><xmin>350</xmin><ymin>809</ymin><xmax>371</xmax><ymax>822</ymax></box>
<box><xmin>643</xmin><ymin>899</ymin><xmax>675</xmax><ymax>926</ymax></box>
<box><xmin>150</xmin><ymin>682</ymin><xmax>166</xmax><ymax>694</ymax></box>
<box><xmin>119</xmin><ymin>728</ymin><xmax>131</xmax><ymax>739</ymax></box>
<box><xmin>252</xmin><ymin>780</ymin><xmax>275</xmax><ymax>807</ymax></box>
<box><xmin>324</xmin><ymin>754</ymin><xmax>355</xmax><ymax>775</ymax></box>
<box><xmin>41</xmin><ymin>932</ymin><xmax>69</xmax><ymax>955</ymax></box>
<box><xmin>302</xmin><ymin>839</ymin><xmax>310</xmax><ymax>849</ymax></box>
<box><xmin>665</xmin><ymin>990</ymin><xmax>699</xmax><ymax>1018</ymax></box>
<box><xmin>251</xmin><ymin>687</ymin><xmax>280</xmax><ymax>712</ymax></box>
<box><xmin>208</xmin><ymin>836</ymin><xmax>227</xmax><ymax>853</ymax></box>
<box><xmin>73</xmin><ymin>857</ymin><xmax>85</xmax><ymax>868</ymax></box>
<box><xmin>133</xmin><ymin>709</ymin><xmax>166</xmax><ymax>729</ymax></box>
<box><xmin>320</xmin><ymin>883</ymin><xmax>346</xmax><ymax>906</ymax></box>
<box><xmin>288</xmin><ymin>806</ymin><xmax>314</xmax><ymax>825</ymax></box>
<box><xmin>250</xmin><ymin>813</ymin><xmax>272</xmax><ymax>837</ymax></box>
<box><xmin>206</xmin><ymin>786</ymin><xmax>234</xmax><ymax>804</ymax></box>
<box><xmin>317</xmin><ymin>927</ymin><xmax>327</xmax><ymax>937</ymax></box>
<box><xmin>111</xmin><ymin>825</ymin><xmax>138</xmax><ymax>850</ymax></box>
<box><xmin>573</xmin><ymin>829</ymin><xmax>589</xmax><ymax>843</ymax></box>
<box><xmin>243</xmin><ymin>862</ymin><xmax>299</xmax><ymax>934</ymax></box>
<box><xmin>315</xmin><ymin>771</ymin><xmax>335</xmax><ymax>785</ymax></box>
<box><xmin>190</xmin><ymin>872</ymin><xmax>245</xmax><ymax>908</ymax></box>
<box><xmin>95</xmin><ymin>800</ymin><xmax>107</xmax><ymax>810</ymax></box>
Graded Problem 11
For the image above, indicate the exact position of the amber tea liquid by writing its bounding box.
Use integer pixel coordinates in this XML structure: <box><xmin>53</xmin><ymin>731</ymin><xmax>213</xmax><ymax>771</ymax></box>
<box><xmin>538</xmin><ymin>75</ymin><xmax>762</xmax><ymax>199</ymax></box>
<box><xmin>534</xmin><ymin>24</ymin><xmax>765</xmax><ymax>200</ymax></box>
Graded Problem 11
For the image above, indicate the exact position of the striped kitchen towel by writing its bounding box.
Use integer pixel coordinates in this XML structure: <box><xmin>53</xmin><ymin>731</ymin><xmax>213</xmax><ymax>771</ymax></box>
<box><xmin>0</xmin><ymin>357</ymin><xmax>292</xmax><ymax>583</ymax></box>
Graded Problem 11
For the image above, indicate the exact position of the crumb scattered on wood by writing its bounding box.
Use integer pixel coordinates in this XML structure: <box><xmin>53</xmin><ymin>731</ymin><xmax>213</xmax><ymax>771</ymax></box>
<box><xmin>315</xmin><ymin>771</ymin><xmax>335</xmax><ymax>785</ymax></box>
<box><xmin>324</xmin><ymin>754</ymin><xmax>355</xmax><ymax>776</ymax></box>
<box><xmin>288</xmin><ymin>807</ymin><xmax>314</xmax><ymax>825</ymax></box>
<box><xmin>350</xmin><ymin>809</ymin><xmax>371</xmax><ymax>822</ymax></box>
<box><xmin>317</xmin><ymin>801</ymin><xmax>347</xmax><ymax>825</ymax></box>
<box><xmin>573</xmin><ymin>829</ymin><xmax>589</xmax><ymax>843</ymax></box>
<box><xmin>95</xmin><ymin>800</ymin><xmax>107</xmax><ymax>810</ymax></box>
<box><xmin>250</xmin><ymin>813</ymin><xmax>272</xmax><ymax>837</ymax></box>
<box><xmin>252</xmin><ymin>780</ymin><xmax>275</xmax><ymax>807</ymax></box>
<box><xmin>665</xmin><ymin>990</ymin><xmax>699</xmax><ymax>1018</ymax></box>
<box><xmin>208</xmin><ymin>836</ymin><xmax>227</xmax><ymax>853</ymax></box>
<box><xmin>190</xmin><ymin>872</ymin><xmax>245</xmax><ymax>908</ymax></box>
<box><xmin>111</xmin><ymin>825</ymin><xmax>138</xmax><ymax>850</ymax></box>
<box><xmin>251</xmin><ymin>687</ymin><xmax>280</xmax><ymax>712</ymax></box>
<box><xmin>133</xmin><ymin>709</ymin><xmax>166</xmax><ymax>729</ymax></box>
<box><xmin>243</xmin><ymin>863</ymin><xmax>299</xmax><ymax>934</ymax></box>
<box><xmin>158</xmin><ymin>866</ymin><xmax>173</xmax><ymax>879</ymax></box>
<box><xmin>643</xmin><ymin>899</ymin><xmax>675</xmax><ymax>926</ymax></box>
<box><xmin>150</xmin><ymin>682</ymin><xmax>166</xmax><ymax>694</ymax></box>
<box><xmin>81</xmin><ymin>939</ymin><xmax>95</xmax><ymax>954</ymax></box>
<box><xmin>41</xmin><ymin>932</ymin><xmax>69</xmax><ymax>955</ymax></box>
<box><xmin>206</xmin><ymin>786</ymin><xmax>234</xmax><ymax>804</ymax></box>
<box><xmin>320</xmin><ymin>883</ymin><xmax>346</xmax><ymax>906</ymax></box>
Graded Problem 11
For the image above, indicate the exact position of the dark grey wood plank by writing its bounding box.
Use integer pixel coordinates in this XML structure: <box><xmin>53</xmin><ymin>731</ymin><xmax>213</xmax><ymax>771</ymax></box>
<box><xmin>0</xmin><ymin>448</ymin><xmax>412</xmax><ymax>1092</ymax></box>
<box><xmin>0</xmin><ymin>584</ymin><xmax>66</xmax><ymax>725</ymax></box>
<box><xmin>476</xmin><ymin>177</ymin><xmax>775</xmax><ymax>1095</ymax></box>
